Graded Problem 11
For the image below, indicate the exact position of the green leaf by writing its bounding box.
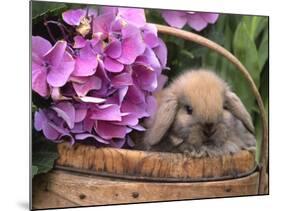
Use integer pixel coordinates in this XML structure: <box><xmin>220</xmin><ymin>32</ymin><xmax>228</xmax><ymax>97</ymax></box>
<box><xmin>242</xmin><ymin>16</ymin><xmax>267</xmax><ymax>41</ymax></box>
<box><xmin>32</xmin><ymin>1</ymin><xmax>67</xmax><ymax>18</ymax></box>
<box><xmin>201</xmin><ymin>15</ymin><xmax>235</xmax><ymax>83</ymax></box>
<box><xmin>32</xmin><ymin>139</ymin><xmax>58</xmax><ymax>177</ymax></box>
<box><xmin>232</xmin><ymin>21</ymin><xmax>261</xmax><ymax>114</ymax></box>
<box><xmin>181</xmin><ymin>50</ymin><xmax>195</xmax><ymax>59</ymax></box>
<box><xmin>259</xmin><ymin>62</ymin><xmax>269</xmax><ymax>104</ymax></box>
<box><xmin>32</xmin><ymin>166</ymin><xmax>38</xmax><ymax>178</ymax></box>
<box><xmin>258</xmin><ymin>28</ymin><xmax>269</xmax><ymax>70</ymax></box>
<box><xmin>223</xmin><ymin>21</ymin><xmax>234</xmax><ymax>51</ymax></box>
<box><xmin>233</xmin><ymin>21</ymin><xmax>261</xmax><ymax>83</ymax></box>
<box><xmin>33</xmin><ymin>151</ymin><xmax>58</xmax><ymax>174</ymax></box>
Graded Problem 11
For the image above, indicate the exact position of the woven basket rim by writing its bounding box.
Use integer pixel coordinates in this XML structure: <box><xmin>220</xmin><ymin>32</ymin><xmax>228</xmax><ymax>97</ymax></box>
<box><xmin>56</xmin><ymin>142</ymin><xmax>257</xmax><ymax>182</ymax></box>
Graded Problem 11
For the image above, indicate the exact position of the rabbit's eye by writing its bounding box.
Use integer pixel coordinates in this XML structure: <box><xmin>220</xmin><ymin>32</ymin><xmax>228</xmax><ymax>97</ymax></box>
<box><xmin>185</xmin><ymin>105</ymin><xmax>193</xmax><ymax>115</ymax></box>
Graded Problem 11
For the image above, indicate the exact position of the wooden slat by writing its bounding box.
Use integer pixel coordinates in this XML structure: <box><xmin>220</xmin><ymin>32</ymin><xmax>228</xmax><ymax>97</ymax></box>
<box><xmin>32</xmin><ymin>172</ymin><xmax>79</xmax><ymax>209</ymax></box>
<box><xmin>56</xmin><ymin>143</ymin><xmax>256</xmax><ymax>181</ymax></box>
<box><xmin>32</xmin><ymin>170</ymin><xmax>259</xmax><ymax>209</ymax></box>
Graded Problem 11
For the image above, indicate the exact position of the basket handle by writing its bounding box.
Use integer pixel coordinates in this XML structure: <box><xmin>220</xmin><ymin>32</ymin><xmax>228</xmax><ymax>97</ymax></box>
<box><xmin>155</xmin><ymin>23</ymin><xmax>268</xmax><ymax>194</ymax></box>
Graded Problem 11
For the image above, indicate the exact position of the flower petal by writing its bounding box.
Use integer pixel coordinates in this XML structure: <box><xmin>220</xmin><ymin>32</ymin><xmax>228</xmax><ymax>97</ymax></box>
<box><xmin>72</xmin><ymin>44</ymin><xmax>98</xmax><ymax>76</ymax></box>
<box><xmin>155</xmin><ymin>74</ymin><xmax>168</xmax><ymax>92</ymax></box>
<box><xmin>32</xmin><ymin>36</ymin><xmax>52</xmax><ymax>57</ymax></box>
<box><xmin>100</xmin><ymin>6</ymin><xmax>118</xmax><ymax>15</ymax></box>
<box><xmin>118</xmin><ymin>87</ymin><xmax>128</xmax><ymax>103</ymax></box>
<box><xmin>104</xmin><ymin>57</ymin><xmax>124</xmax><ymax>72</ymax></box>
<box><xmin>78</xmin><ymin>96</ymin><xmax>106</xmax><ymax>103</ymax></box>
<box><xmin>34</xmin><ymin>109</ymin><xmax>47</xmax><ymax>131</ymax></box>
<box><xmin>113</xmin><ymin>113</ymin><xmax>139</xmax><ymax>126</ymax></box>
<box><xmin>32</xmin><ymin>66</ymin><xmax>49</xmax><ymax>97</ymax></box>
<box><xmin>111</xmin><ymin>72</ymin><xmax>133</xmax><ymax>88</ymax></box>
<box><xmin>143</xmin><ymin>47</ymin><xmax>162</xmax><ymax>72</ymax></box>
<box><xmin>118</xmin><ymin>8</ymin><xmax>146</xmax><ymax>27</ymax></box>
<box><xmin>142</xmin><ymin>23</ymin><xmax>158</xmax><ymax>35</ymax></box>
<box><xmin>51</xmin><ymin>87</ymin><xmax>71</xmax><ymax>101</ymax></box>
<box><xmin>44</xmin><ymin>40</ymin><xmax>67</xmax><ymax>67</ymax></box>
<box><xmin>143</xmin><ymin>32</ymin><xmax>159</xmax><ymax>48</ymax></box>
<box><xmin>95</xmin><ymin>121</ymin><xmax>127</xmax><ymax>139</ymax></box>
<box><xmin>48</xmin><ymin>121</ymin><xmax>69</xmax><ymax>135</ymax></box>
<box><xmin>201</xmin><ymin>13</ymin><xmax>219</xmax><ymax>24</ymax></box>
<box><xmin>121</xmin><ymin>23</ymin><xmax>140</xmax><ymax>38</ymax></box>
<box><xmin>32</xmin><ymin>52</ymin><xmax>43</xmax><ymax>66</ymax></box>
<box><xmin>153</xmin><ymin>38</ymin><xmax>168</xmax><ymax>68</ymax></box>
<box><xmin>95</xmin><ymin>59</ymin><xmax>111</xmax><ymax>82</ymax></box>
<box><xmin>73</xmin><ymin>76</ymin><xmax>102</xmax><ymax>96</ymax></box>
<box><xmin>127</xmin><ymin>136</ymin><xmax>135</xmax><ymax>147</ymax></box>
<box><xmin>52</xmin><ymin>102</ymin><xmax>75</xmax><ymax>129</ymax></box>
<box><xmin>87</xmin><ymin>7</ymin><xmax>98</xmax><ymax>17</ymax></box>
<box><xmin>126</xmin><ymin>85</ymin><xmax>145</xmax><ymax>104</ymax></box>
<box><xmin>110</xmin><ymin>138</ymin><xmax>126</xmax><ymax>148</ymax></box>
<box><xmin>73</xmin><ymin>35</ymin><xmax>87</xmax><ymax>48</ymax></box>
<box><xmin>71</xmin><ymin>122</ymin><xmax>84</xmax><ymax>133</ymax></box>
<box><xmin>126</xmin><ymin>127</ymin><xmax>133</xmax><ymax>133</ymax></box>
<box><xmin>47</xmin><ymin>52</ymin><xmax>75</xmax><ymax>87</ymax></box>
<box><xmin>142</xmin><ymin>22</ymin><xmax>159</xmax><ymax>48</ymax></box>
<box><xmin>105</xmin><ymin>40</ymin><xmax>122</xmax><ymax>59</ymax></box>
<box><xmin>186</xmin><ymin>13</ymin><xmax>208</xmax><ymax>31</ymax></box>
<box><xmin>75</xmin><ymin>133</ymin><xmax>110</xmax><ymax>144</ymax></box>
<box><xmin>69</xmin><ymin>76</ymin><xmax>89</xmax><ymax>84</ymax></box>
<box><xmin>75</xmin><ymin>108</ymin><xmax>88</xmax><ymax>122</ymax></box>
<box><xmin>42</xmin><ymin>122</ymin><xmax>60</xmax><ymax>140</ymax></box>
<box><xmin>62</xmin><ymin>9</ymin><xmax>86</xmax><ymax>26</ymax></box>
<box><xmin>132</xmin><ymin>64</ymin><xmax>157</xmax><ymax>92</ymax></box>
<box><xmin>130</xmin><ymin>124</ymin><xmax>146</xmax><ymax>131</ymax></box>
<box><xmin>121</xmin><ymin>99</ymin><xmax>149</xmax><ymax>118</ymax></box>
<box><xmin>92</xmin><ymin>12</ymin><xmax>115</xmax><ymax>37</ymax></box>
<box><xmin>161</xmin><ymin>11</ymin><xmax>188</xmax><ymax>28</ymax></box>
<box><xmin>73</xmin><ymin>57</ymin><xmax>97</xmax><ymax>77</ymax></box>
<box><xmin>110</xmin><ymin>19</ymin><xmax>123</xmax><ymax>32</ymax></box>
<box><xmin>83</xmin><ymin>117</ymin><xmax>94</xmax><ymax>133</ymax></box>
<box><xmin>117</xmin><ymin>29</ymin><xmax>145</xmax><ymax>64</ymax></box>
<box><xmin>90</xmin><ymin>104</ymin><xmax>122</xmax><ymax>121</ymax></box>
<box><xmin>59</xmin><ymin>133</ymin><xmax>75</xmax><ymax>145</ymax></box>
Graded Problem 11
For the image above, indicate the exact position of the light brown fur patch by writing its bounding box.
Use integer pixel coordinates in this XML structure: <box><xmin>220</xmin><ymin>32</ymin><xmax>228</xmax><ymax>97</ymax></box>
<box><xmin>170</xmin><ymin>69</ymin><xmax>225</xmax><ymax>123</ymax></box>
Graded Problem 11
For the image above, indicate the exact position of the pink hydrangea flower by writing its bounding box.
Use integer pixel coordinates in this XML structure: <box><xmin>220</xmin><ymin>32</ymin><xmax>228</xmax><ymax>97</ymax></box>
<box><xmin>32</xmin><ymin>7</ymin><xmax>168</xmax><ymax>148</ymax></box>
<box><xmin>32</xmin><ymin>36</ymin><xmax>75</xmax><ymax>97</ymax></box>
<box><xmin>161</xmin><ymin>10</ymin><xmax>219</xmax><ymax>31</ymax></box>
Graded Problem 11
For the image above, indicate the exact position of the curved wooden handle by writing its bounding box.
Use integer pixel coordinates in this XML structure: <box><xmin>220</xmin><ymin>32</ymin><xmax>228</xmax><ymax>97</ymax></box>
<box><xmin>154</xmin><ymin>23</ymin><xmax>268</xmax><ymax>194</ymax></box>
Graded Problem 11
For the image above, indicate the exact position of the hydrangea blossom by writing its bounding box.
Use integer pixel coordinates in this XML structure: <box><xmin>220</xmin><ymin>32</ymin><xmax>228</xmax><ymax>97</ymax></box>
<box><xmin>32</xmin><ymin>7</ymin><xmax>168</xmax><ymax>148</ymax></box>
<box><xmin>32</xmin><ymin>37</ymin><xmax>75</xmax><ymax>97</ymax></box>
<box><xmin>161</xmin><ymin>11</ymin><xmax>219</xmax><ymax>31</ymax></box>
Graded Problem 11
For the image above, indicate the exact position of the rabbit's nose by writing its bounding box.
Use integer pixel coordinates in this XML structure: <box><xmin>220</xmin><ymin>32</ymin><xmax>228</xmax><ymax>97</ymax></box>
<box><xmin>205</xmin><ymin>122</ymin><xmax>214</xmax><ymax>130</ymax></box>
<box><xmin>203</xmin><ymin>123</ymin><xmax>216</xmax><ymax>137</ymax></box>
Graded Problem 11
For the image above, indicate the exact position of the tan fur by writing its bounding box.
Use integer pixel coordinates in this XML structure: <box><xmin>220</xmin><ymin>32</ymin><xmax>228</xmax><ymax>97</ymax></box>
<box><xmin>141</xmin><ymin>69</ymin><xmax>256</xmax><ymax>157</ymax></box>
<box><xmin>170</xmin><ymin>70</ymin><xmax>225</xmax><ymax>123</ymax></box>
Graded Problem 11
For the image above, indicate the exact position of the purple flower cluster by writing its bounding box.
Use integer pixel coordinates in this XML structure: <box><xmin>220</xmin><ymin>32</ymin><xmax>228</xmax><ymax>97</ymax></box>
<box><xmin>161</xmin><ymin>11</ymin><xmax>219</xmax><ymax>31</ymax></box>
<box><xmin>32</xmin><ymin>7</ymin><xmax>168</xmax><ymax>147</ymax></box>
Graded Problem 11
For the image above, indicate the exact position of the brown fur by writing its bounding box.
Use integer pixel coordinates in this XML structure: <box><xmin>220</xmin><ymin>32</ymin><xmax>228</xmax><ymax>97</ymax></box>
<box><xmin>170</xmin><ymin>70</ymin><xmax>225</xmax><ymax>123</ymax></box>
<box><xmin>140</xmin><ymin>69</ymin><xmax>256</xmax><ymax>157</ymax></box>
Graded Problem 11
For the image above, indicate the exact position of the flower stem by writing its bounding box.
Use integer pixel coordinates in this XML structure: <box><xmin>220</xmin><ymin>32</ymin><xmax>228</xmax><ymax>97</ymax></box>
<box><xmin>44</xmin><ymin>19</ymin><xmax>56</xmax><ymax>44</ymax></box>
<box><xmin>44</xmin><ymin>20</ymin><xmax>71</xmax><ymax>42</ymax></box>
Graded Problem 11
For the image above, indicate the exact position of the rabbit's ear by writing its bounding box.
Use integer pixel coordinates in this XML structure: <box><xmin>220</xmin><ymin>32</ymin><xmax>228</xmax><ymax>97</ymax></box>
<box><xmin>225</xmin><ymin>90</ymin><xmax>255</xmax><ymax>133</ymax></box>
<box><xmin>144</xmin><ymin>93</ymin><xmax>178</xmax><ymax>146</ymax></box>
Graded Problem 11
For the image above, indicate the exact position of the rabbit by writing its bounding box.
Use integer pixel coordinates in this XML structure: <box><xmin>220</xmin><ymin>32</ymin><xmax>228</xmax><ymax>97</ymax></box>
<box><xmin>135</xmin><ymin>69</ymin><xmax>256</xmax><ymax>157</ymax></box>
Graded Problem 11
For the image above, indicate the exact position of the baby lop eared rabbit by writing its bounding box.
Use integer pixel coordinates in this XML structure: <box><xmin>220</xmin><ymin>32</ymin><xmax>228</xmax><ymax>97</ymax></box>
<box><xmin>141</xmin><ymin>69</ymin><xmax>256</xmax><ymax>157</ymax></box>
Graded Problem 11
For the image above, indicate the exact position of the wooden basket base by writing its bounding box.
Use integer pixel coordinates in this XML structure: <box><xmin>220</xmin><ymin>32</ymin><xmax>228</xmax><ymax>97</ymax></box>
<box><xmin>32</xmin><ymin>170</ymin><xmax>259</xmax><ymax>209</ymax></box>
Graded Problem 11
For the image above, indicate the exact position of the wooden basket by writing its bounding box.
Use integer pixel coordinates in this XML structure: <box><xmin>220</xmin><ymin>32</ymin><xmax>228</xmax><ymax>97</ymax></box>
<box><xmin>32</xmin><ymin>24</ymin><xmax>268</xmax><ymax>209</ymax></box>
